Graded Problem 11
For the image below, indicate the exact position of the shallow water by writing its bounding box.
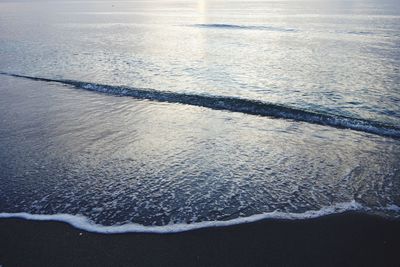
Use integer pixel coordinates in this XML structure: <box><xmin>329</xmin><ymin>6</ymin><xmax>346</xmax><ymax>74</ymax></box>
<box><xmin>0</xmin><ymin>76</ymin><xmax>399</xmax><ymax>228</ymax></box>
<box><xmin>0</xmin><ymin>0</ymin><xmax>399</xmax><ymax>230</ymax></box>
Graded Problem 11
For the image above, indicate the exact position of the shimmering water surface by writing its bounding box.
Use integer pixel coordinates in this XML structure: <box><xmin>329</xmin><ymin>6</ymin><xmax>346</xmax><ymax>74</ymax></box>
<box><xmin>0</xmin><ymin>0</ymin><xmax>399</xmax><ymax>229</ymax></box>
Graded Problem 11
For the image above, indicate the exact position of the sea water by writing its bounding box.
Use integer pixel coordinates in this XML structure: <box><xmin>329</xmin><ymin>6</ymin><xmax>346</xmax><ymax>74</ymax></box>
<box><xmin>0</xmin><ymin>0</ymin><xmax>399</xmax><ymax>232</ymax></box>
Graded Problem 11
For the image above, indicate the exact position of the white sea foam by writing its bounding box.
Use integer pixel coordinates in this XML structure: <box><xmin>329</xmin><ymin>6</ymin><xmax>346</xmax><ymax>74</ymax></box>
<box><xmin>0</xmin><ymin>201</ymin><xmax>377</xmax><ymax>234</ymax></box>
<box><xmin>383</xmin><ymin>204</ymin><xmax>400</xmax><ymax>212</ymax></box>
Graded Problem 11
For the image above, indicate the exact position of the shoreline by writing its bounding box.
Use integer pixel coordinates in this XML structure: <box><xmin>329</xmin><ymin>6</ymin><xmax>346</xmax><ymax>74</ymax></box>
<box><xmin>1</xmin><ymin>212</ymin><xmax>399</xmax><ymax>266</ymax></box>
<box><xmin>0</xmin><ymin>200</ymin><xmax>370</xmax><ymax>234</ymax></box>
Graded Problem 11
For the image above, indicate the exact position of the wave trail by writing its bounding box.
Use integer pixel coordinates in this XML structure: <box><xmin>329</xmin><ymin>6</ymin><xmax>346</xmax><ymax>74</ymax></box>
<box><xmin>1</xmin><ymin>72</ymin><xmax>400</xmax><ymax>139</ymax></box>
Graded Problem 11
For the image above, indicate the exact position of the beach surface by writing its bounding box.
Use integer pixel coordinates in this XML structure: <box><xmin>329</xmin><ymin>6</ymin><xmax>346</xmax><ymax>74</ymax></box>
<box><xmin>1</xmin><ymin>1</ymin><xmax>400</xmax><ymax>266</ymax></box>
<box><xmin>1</xmin><ymin>212</ymin><xmax>399</xmax><ymax>267</ymax></box>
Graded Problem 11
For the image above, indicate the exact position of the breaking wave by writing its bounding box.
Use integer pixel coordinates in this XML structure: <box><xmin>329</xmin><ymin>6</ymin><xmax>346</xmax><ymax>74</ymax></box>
<box><xmin>1</xmin><ymin>72</ymin><xmax>400</xmax><ymax>139</ymax></box>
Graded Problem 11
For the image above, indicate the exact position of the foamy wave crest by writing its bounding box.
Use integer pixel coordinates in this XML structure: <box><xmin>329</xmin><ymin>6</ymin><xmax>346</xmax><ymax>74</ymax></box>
<box><xmin>0</xmin><ymin>201</ymin><xmax>367</xmax><ymax>234</ymax></box>
<box><xmin>1</xmin><ymin>72</ymin><xmax>400</xmax><ymax>139</ymax></box>
<box><xmin>190</xmin><ymin>23</ymin><xmax>296</xmax><ymax>32</ymax></box>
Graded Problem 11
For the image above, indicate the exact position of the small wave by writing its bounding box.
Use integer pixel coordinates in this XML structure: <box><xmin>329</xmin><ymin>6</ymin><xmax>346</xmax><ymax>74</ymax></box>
<box><xmin>333</xmin><ymin>30</ymin><xmax>375</xmax><ymax>36</ymax></box>
<box><xmin>0</xmin><ymin>201</ymin><xmax>368</xmax><ymax>234</ymax></box>
<box><xmin>190</xmin><ymin>23</ymin><xmax>296</xmax><ymax>32</ymax></box>
<box><xmin>1</xmin><ymin>72</ymin><xmax>400</xmax><ymax>139</ymax></box>
<box><xmin>346</xmin><ymin>31</ymin><xmax>375</xmax><ymax>35</ymax></box>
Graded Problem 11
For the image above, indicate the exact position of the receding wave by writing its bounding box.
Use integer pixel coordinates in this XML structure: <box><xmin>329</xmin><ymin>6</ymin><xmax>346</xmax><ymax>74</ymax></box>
<box><xmin>1</xmin><ymin>72</ymin><xmax>400</xmax><ymax>139</ymax></box>
<box><xmin>190</xmin><ymin>23</ymin><xmax>296</xmax><ymax>32</ymax></box>
<box><xmin>0</xmin><ymin>201</ymin><xmax>379</xmax><ymax>234</ymax></box>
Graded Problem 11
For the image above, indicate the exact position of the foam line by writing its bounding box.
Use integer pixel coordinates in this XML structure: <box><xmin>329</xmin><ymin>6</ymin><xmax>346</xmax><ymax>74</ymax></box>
<box><xmin>1</xmin><ymin>72</ymin><xmax>400</xmax><ymax>139</ymax></box>
<box><xmin>0</xmin><ymin>201</ymin><xmax>368</xmax><ymax>234</ymax></box>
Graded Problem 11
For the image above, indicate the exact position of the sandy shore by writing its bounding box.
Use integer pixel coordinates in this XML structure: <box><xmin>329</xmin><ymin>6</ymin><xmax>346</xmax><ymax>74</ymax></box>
<box><xmin>0</xmin><ymin>212</ymin><xmax>399</xmax><ymax>266</ymax></box>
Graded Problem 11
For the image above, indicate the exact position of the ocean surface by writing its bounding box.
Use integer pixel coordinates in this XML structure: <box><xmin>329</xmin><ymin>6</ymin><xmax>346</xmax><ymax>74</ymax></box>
<box><xmin>0</xmin><ymin>0</ymin><xmax>399</xmax><ymax>232</ymax></box>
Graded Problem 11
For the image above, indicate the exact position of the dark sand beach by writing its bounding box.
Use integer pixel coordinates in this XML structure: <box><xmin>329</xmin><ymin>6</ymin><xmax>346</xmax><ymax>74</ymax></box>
<box><xmin>1</xmin><ymin>212</ymin><xmax>399</xmax><ymax>267</ymax></box>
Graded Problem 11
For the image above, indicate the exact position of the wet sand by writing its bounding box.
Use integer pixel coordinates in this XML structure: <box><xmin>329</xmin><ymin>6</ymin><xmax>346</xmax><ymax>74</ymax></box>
<box><xmin>0</xmin><ymin>212</ymin><xmax>399</xmax><ymax>267</ymax></box>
